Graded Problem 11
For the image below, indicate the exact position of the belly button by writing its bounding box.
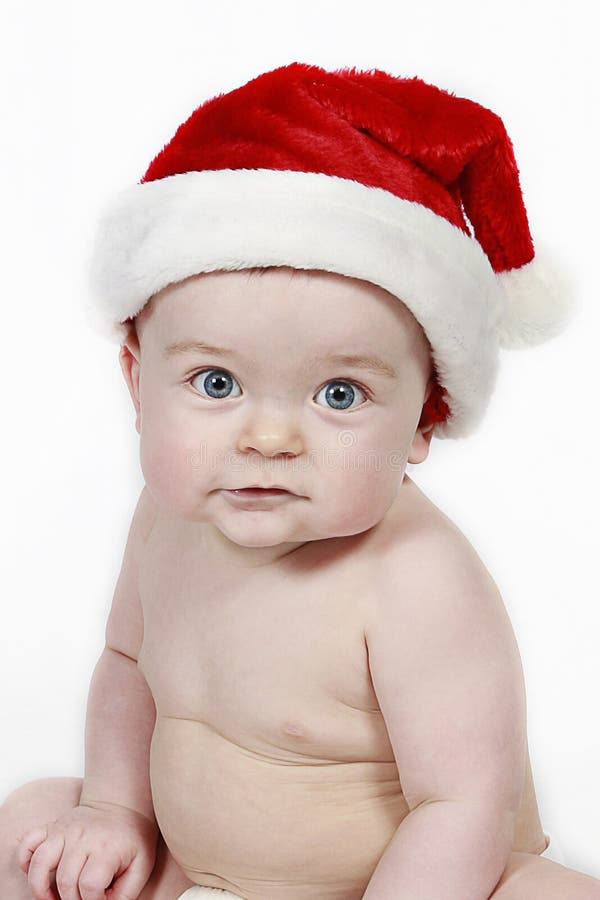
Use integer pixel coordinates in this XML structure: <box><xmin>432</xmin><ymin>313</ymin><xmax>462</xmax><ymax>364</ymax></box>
<box><xmin>281</xmin><ymin>718</ymin><xmax>306</xmax><ymax>738</ymax></box>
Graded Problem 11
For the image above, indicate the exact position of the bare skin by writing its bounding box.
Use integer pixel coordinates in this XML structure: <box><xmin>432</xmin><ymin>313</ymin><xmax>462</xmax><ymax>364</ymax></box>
<box><xmin>3</xmin><ymin>481</ymin><xmax>598</xmax><ymax>898</ymax></box>
<box><xmin>134</xmin><ymin>474</ymin><xmax>550</xmax><ymax>898</ymax></box>
<box><xmin>2</xmin><ymin>268</ymin><xmax>599</xmax><ymax>898</ymax></box>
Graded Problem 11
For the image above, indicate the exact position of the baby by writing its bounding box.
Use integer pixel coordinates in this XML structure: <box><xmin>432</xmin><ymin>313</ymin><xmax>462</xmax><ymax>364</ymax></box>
<box><xmin>2</xmin><ymin>62</ymin><xmax>599</xmax><ymax>900</ymax></box>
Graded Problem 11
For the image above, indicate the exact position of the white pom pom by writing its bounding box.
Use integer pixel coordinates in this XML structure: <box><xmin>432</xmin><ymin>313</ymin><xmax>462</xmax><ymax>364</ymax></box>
<box><xmin>496</xmin><ymin>247</ymin><xmax>578</xmax><ymax>349</ymax></box>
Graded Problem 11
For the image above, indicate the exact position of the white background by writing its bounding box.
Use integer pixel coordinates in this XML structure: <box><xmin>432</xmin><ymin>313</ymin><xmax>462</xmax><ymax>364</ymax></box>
<box><xmin>1</xmin><ymin>0</ymin><xmax>598</xmax><ymax>882</ymax></box>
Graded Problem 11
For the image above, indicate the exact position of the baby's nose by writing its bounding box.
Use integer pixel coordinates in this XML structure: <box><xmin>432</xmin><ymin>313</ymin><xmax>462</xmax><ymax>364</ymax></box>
<box><xmin>237</xmin><ymin>414</ymin><xmax>303</xmax><ymax>458</ymax></box>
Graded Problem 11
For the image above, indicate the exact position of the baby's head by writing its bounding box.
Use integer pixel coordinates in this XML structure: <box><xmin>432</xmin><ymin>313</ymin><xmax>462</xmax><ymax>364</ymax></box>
<box><xmin>88</xmin><ymin>62</ymin><xmax>571</xmax><ymax>559</ymax></box>
<box><xmin>119</xmin><ymin>266</ymin><xmax>439</xmax><ymax>551</ymax></box>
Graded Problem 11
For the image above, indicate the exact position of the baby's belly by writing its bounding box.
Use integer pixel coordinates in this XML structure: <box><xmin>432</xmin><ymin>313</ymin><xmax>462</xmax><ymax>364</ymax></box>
<box><xmin>150</xmin><ymin>716</ymin><xmax>409</xmax><ymax>900</ymax></box>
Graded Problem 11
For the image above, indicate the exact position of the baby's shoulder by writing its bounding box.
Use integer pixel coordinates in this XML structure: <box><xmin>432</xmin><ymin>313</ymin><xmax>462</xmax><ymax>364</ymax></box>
<box><xmin>364</xmin><ymin>479</ymin><xmax>519</xmax><ymax>694</ymax></box>
<box><xmin>104</xmin><ymin>485</ymin><xmax>158</xmax><ymax>660</ymax></box>
<box><xmin>373</xmin><ymin>476</ymin><xmax>501</xmax><ymax>604</ymax></box>
<box><xmin>132</xmin><ymin>484</ymin><xmax>159</xmax><ymax>547</ymax></box>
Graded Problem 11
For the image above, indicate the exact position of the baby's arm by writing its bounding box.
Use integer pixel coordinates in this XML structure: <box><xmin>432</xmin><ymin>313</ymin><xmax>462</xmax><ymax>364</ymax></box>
<box><xmin>17</xmin><ymin>487</ymin><xmax>159</xmax><ymax>900</ymax></box>
<box><xmin>80</xmin><ymin>487</ymin><xmax>157</xmax><ymax>822</ymax></box>
<box><xmin>362</xmin><ymin>527</ymin><xmax>527</xmax><ymax>900</ymax></box>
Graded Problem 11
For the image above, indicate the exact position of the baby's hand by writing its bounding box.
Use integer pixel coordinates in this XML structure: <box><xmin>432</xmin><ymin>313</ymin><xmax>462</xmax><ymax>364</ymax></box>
<box><xmin>16</xmin><ymin>802</ymin><xmax>158</xmax><ymax>900</ymax></box>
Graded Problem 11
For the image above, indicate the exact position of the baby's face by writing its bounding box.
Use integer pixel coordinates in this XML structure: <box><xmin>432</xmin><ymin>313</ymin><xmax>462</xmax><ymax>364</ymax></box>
<box><xmin>120</xmin><ymin>268</ymin><xmax>434</xmax><ymax>557</ymax></box>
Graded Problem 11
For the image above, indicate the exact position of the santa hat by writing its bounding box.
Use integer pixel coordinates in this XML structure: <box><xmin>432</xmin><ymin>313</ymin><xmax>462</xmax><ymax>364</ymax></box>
<box><xmin>85</xmin><ymin>61</ymin><xmax>574</xmax><ymax>439</ymax></box>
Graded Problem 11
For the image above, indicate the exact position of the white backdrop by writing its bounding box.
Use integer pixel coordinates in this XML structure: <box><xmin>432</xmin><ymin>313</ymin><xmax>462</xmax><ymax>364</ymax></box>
<box><xmin>1</xmin><ymin>0</ymin><xmax>598</xmax><ymax>882</ymax></box>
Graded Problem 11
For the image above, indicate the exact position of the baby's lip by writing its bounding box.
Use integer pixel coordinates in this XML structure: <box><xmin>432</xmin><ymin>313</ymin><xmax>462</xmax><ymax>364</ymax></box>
<box><xmin>229</xmin><ymin>485</ymin><xmax>296</xmax><ymax>494</ymax></box>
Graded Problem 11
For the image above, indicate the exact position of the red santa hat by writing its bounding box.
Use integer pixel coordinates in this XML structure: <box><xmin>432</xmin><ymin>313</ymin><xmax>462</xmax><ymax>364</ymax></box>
<box><xmin>86</xmin><ymin>61</ymin><xmax>574</xmax><ymax>439</ymax></box>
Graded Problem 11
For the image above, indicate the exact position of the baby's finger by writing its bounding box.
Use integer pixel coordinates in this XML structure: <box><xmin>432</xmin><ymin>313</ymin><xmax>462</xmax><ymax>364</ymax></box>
<box><xmin>106</xmin><ymin>850</ymin><xmax>155</xmax><ymax>900</ymax></box>
<box><xmin>27</xmin><ymin>832</ymin><xmax>65</xmax><ymax>900</ymax></box>
<box><xmin>16</xmin><ymin>825</ymin><xmax>48</xmax><ymax>873</ymax></box>
<box><xmin>78</xmin><ymin>850</ymin><xmax>124</xmax><ymax>900</ymax></box>
<box><xmin>55</xmin><ymin>848</ymin><xmax>89</xmax><ymax>900</ymax></box>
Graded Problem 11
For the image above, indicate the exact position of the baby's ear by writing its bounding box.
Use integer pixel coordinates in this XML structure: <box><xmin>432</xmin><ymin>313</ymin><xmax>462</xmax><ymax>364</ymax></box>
<box><xmin>407</xmin><ymin>378</ymin><xmax>435</xmax><ymax>465</ymax></box>
<box><xmin>119</xmin><ymin>325</ymin><xmax>142</xmax><ymax>434</ymax></box>
<box><xmin>407</xmin><ymin>422</ymin><xmax>434</xmax><ymax>465</ymax></box>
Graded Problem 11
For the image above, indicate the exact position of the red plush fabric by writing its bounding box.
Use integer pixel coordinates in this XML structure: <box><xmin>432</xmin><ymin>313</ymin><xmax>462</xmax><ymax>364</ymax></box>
<box><xmin>141</xmin><ymin>62</ymin><xmax>534</xmax><ymax>272</ymax></box>
<box><xmin>421</xmin><ymin>381</ymin><xmax>451</xmax><ymax>429</ymax></box>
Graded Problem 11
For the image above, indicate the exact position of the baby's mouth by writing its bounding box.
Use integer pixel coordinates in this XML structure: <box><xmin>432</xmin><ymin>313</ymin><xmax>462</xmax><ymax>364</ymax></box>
<box><xmin>228</xmin><ymin>487</ymin><xmax>291</xmax><ymax>497</ymax></box>
<box><xmin>221</xmin><ymin>486</ymin><xmax>300</xmax><ymax>507</ymax></box>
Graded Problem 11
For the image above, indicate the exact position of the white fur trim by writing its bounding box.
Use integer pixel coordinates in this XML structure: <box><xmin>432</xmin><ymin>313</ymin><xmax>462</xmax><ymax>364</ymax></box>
<box><xmin>85</xmin><ymin>168</ymin><xmax>506</xmax><ymax>439</ymax></box>
<box><xmin>496</xmin><ymin>248</ymin><xmax>577</xmax><ymax>349</ymax></box>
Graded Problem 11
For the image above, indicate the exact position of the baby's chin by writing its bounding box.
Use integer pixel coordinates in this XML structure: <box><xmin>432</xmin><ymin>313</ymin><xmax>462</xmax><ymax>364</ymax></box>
<box><xmin>203</xmin><ymin>508</ymin><xmax>391</xmax><ymax>551</ymax></box>
<box><xmin>204</xmin><ymin>518</ymin><xmax>326</xmax><ymax>549</ymax></box>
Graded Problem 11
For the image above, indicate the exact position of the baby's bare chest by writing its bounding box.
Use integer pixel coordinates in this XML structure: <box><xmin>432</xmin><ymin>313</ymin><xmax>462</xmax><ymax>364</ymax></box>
<box><xmin>137</xmin><ymin>523</ymin><xmax>395</xmax><ymax>764</ymax></box>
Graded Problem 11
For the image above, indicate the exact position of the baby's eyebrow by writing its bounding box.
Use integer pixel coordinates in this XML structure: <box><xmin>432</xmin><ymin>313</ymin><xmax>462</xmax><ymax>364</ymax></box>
<box><xmin>163</xmin><ymin>340</ymin><xmax>399</xmax><ymax>380</ymax></box>
<box><xmin>321</xmin><ymin>353</ymin><xmax>399</xmax><ymax>380</ymax></box>
<box><xmin>163</xmin><ymin>340</ymin><xmax>238</xmax><ymax>360</ymax></box>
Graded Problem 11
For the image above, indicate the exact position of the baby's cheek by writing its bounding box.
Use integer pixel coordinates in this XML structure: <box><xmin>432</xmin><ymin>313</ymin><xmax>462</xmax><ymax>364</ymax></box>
<box><xmin>328</xmin><ymin>454</ymin><xmax>403</xmax><ymax>531</ymax></box>
<box><xmin>139</xmin><ymin>424</ymin><xmax>192</xmax><ymax>512</ymax></box>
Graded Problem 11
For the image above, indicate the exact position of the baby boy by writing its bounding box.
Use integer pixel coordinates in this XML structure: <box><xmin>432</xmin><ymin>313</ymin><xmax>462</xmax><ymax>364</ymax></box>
<box><xmin>2</xmin><ymin>62</ymin><xmax>599</xmax><ymax>900</ymax></box>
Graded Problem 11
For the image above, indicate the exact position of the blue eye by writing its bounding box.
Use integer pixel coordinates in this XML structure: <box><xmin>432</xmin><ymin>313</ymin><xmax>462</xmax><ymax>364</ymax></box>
<box><xmin>314</xmin><ymin>380</ymin><xmax>367</xmax><ymax>411</ymax></box>
<box><xmin>190</xmin><ymin>368</ymin><xmax>241</xmax><ymax>399</ymax></box>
